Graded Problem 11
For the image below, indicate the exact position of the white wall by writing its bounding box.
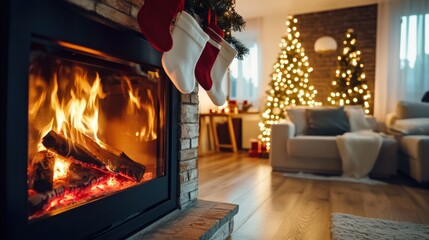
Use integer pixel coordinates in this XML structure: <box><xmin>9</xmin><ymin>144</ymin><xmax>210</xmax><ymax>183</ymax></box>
<box><xmin>199</xmin><ymin>87</ymin><xmax>218</xmax><ymax>113</ymax></box>
<box><xmin>258</xmin><ymin>14</ymin><xmax>290</xmax><ymax>109</ymax></box>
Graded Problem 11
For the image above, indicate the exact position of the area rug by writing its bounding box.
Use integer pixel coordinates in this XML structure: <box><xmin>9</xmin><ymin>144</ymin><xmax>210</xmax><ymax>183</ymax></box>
<box><xmin>283</xmin><ymin>172</ymin><xmax>386</xmax><ymax>185</ymax></box>
<box><xmin>331</xmin><ymin>213</ymin><xmax>429</xmax><ymax>240</ymax></box>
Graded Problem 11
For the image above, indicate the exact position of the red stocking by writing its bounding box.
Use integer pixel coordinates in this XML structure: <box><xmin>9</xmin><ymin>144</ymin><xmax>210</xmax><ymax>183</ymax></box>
<box><xmin>137</xmin><ymin>0</ymin><xmax>185</xmax><ymax>52</ymax></box>
<box><xmin>195</xmin><ymin>14</ymin><xmax>224</xmax><ymax>91</ymax></box>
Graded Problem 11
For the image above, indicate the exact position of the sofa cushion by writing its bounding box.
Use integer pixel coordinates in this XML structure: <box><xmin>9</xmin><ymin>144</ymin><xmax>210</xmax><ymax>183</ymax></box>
<box><xmin>345</xmin><ymin>107</ymin><xmax>372</xmax><ymax>132</ymax></box>
<box><xmin>397</xmin><ymin>135</ymin><xmax>429</xmax><ymax>161</ymax></box>
<box><xmin>285</xmin><ymin>108</ymin><xmax>307</xmax><ymax>136</ymax></box>
<box><xmin>390</xmin><ymin>118</ymin><xmax>429</xmax><ymax>135</ymax></box>
<box><xmin>287</xmin><ymin>136</ymin><xmax>340</xmax><ymax>159</ymax></box>
<box><xmin>396</xmin><ymin>101</ymin><xmax>429</xmax><ymax>119</ymax></box>
<box><xmin>305</xmin><ymin>107</ymin><xmax>350</xmax><ymax>136</ymax></box>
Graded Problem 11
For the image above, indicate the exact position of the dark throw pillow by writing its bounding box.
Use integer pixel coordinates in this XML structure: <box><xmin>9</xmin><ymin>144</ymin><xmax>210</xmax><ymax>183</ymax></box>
<box><xmin>305</xmin><ymin>107</ymin><xmax>350</xmax><ymax>136</ymax></box>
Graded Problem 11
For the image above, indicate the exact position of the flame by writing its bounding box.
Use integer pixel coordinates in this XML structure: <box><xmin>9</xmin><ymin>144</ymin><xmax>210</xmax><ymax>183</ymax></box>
<box><xmin>29</xmin><ymin>65</ymin><xmax>106</xmax><ymax>154</ymax></box>
<box><xmin>124</xmin><ymin>77</ymin><xmax>157</xmax><ymax>141</ymax></box>
<box><xmin>29</xmin><ymin>62</ymin><xmax>159</xmax><ymax>160</ymax></box>
<box><xmin>138</xmin><ymin>89</ymin><xmax>157</xmax><ymax>141</ymax></box>
<box><xmin>53</xmin><ymin>158</ymin><xmax>70</xmax><ymax>181</ymax></box>
<box><xmin>90</xmin><ymin>176</ymin><xmax>122</xmax><ymax>192</ymax></box>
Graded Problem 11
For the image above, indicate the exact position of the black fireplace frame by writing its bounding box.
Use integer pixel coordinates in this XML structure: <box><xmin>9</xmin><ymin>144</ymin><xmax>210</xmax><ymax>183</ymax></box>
<box><xmin>1</xmin><ymin>0</ymin><xmax>179</xmax><ymax>239</ymax></box>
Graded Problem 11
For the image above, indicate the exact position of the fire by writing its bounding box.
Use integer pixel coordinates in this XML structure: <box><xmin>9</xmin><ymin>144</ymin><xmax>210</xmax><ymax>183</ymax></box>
<box><xmin>53</xmin><ymin>158</ymin><xmax>70</xmax><ymax>181</ymax></box>
<box><xmin>29</xmin><ymin>64</ymin><xmax>158</xmax><ymax>156</ymax></box>
<box><xmin>49</xmin><ymin>69</ymin><xmax>106</xmax><ymax>146</ymax></box>
<box><xmin>125</xmin><ymin>77</ymin><xmax>157</xmax><ymax>141</ymax></box>
<box><xmin>29</xmin><ymin>66</ymin><xmax>106</xmax><ymax>154</ymax></box>
<box><xmin>90</xmin><ymin>176</ymin><xmax>121</xmax><ymax>192</ymax></box>
<box><xmin>28</xmin><ymin>59</ymin><xmax>158</xmax><ymax>219</ymax></box>
<box><xmin>39</xmin><ymin>175</ymin><xmax>135</xmax><ymax>218</ymax></box>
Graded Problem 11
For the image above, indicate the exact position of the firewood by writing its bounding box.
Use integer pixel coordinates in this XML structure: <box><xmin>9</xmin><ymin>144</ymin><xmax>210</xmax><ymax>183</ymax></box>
<box><xmin>65</xmin><ymin>162</ymin><xmax>107</xmax><ymax>189</ymax></box>
<box><xmin>28</xmin><ymin>161</ymin><xmax>110</xmax><ymax>217</ymax></box>
<box><xmin>77</xmin><ymin>131</ymin><xmax>147</xmax><ymax>181</ymax></box>
<box><xmin>42</xmin><ymin>130</ymin><xmax>108</xmax><ymax>171</ymax></box>
<box><xmin>28</xmin><ymin>150</ymin><xmax>55</xmax><ymax>193</ymax></box>
<box><xmin>42</xmin><ymin>130</ymin><xmax>146</xmax><ymax>181</ymax></box>
<box><xmin>28</xmin><ymin>187</ymin><xmax>65</xmax><ymax>216</ymax></box>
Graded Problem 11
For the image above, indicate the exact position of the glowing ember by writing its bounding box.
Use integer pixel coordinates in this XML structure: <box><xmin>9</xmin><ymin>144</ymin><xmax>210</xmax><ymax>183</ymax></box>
<box><xmin>29</xmin><ymin>173</ymin><xmax>137</xmax><ymax>220</ymax></box>
<box><xmin>53</xmin><ymin>158</ymin><xmax>70</xmax><ymax>181</ymax></box>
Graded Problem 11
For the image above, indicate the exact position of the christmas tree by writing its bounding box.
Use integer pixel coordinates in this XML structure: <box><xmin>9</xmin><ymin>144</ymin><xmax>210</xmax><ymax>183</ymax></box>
<box><xmin>258</xmin><ymin>15</ymin><xmax>318</xmax><ymax>149</ymax></box>
<box><xmin>328</xmin><ymin>28</ymin><xmax>371</xmax><ymax>114</ymax></box>
<box><xmin>184</xmin><ymin>0</ymin><xmax>248</xmax><ymax>59</ymax></box>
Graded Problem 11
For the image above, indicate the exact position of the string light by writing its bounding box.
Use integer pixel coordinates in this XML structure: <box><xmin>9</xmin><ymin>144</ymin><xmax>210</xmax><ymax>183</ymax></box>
<box><xmin>259</xmin><ymin>15</ymin><xmax>320</xmax><ymax>149</ymax></box>
<box><xmin>327</xmin><ymin>28</ymin><xmax>372</xmax><ymax>114</ymax></box>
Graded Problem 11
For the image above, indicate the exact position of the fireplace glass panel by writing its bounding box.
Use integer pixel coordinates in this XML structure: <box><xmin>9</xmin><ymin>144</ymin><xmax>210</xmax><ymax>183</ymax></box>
<box><xmin>27</xmin><ymin>40</ymin><xmax>166</xmax><ymax>220</ymax></box>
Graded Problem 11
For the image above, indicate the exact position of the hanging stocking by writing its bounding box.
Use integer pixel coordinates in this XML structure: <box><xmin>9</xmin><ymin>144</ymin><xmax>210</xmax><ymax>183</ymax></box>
<box><xmin>195</xmin><ymin>11</ymin><xmax>223</xmax><ymax>91</ymax></box>
<box><xmin>207</xmin><ymin>39</ymin><xmax>237</xmax><ymax>106</ymax></box>
<box><xmin>162</xmin><ymin>11</ymin><xmax>209</xmax><ymax>93</ymax></box>
<box><xmin>137</xmin><ymin>0</ymin><xmax>185</xmax><ymax>52</ymax></box>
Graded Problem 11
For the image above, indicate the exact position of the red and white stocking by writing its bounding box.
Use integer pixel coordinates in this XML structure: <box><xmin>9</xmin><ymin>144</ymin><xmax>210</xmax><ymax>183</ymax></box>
<box><xmin>207</xmin><ymin>40</ymin><xmax>237</xmax><ymax>106</ymax></box>
<box><xmin>195</xmin><ymin>22</ymin><xmax>224</xmax><ymax>91</ymax></box>
<box><xmin>161</xmin><ymin>11</ymin><xmax>209</xmax><ymax>93</ymax></box>
<box><xmin>137</xmin><ymin>0</ymin><xmax>185</xmax><ymax>52</ymax></box>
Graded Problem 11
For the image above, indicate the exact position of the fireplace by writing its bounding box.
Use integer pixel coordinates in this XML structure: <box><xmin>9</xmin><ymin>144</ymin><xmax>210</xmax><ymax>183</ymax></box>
<box><xmin>2</xmin><ymin>0</ymin><xmax>179</xmax><ymax>239</ymax></box>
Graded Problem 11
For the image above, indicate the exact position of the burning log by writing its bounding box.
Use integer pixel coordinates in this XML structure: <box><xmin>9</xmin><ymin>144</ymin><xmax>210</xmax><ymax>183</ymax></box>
<box><xmin>28</xmin><ymin>163</ymin><xmax>108</xmax><ymax>216</ymax></box>
<box><xmin>28</xmin><ymin>187</ymin><xmax>65</xmax><ymax>216</ymax></box>
<box><xmin>42</xmin><ymin>130</ymin><xmax>107</xmax><ymax>171</ymax></box>
<box><xmin>77</xmin><ymin>131</ymin><xmax>147</xmax><ymax>181</ymax></box>
<box><xmin>28</xmin><ymin>158</ymin><xmax>110</xmax><ymax>216</ymax></box>
<box><xmin>28</xmin><ymin>151</ymin><xmax>109</xmax><ymax>192</ymax></box>
<box><xmin>29</xmin><ymin>151</ymin><xmax>56</xmax><ymax>192</ymax></box>
<box><xmin>42</xmin><ymin>130</ymin><xmax>146</xmax><ymax>181</ymax></box>
<box><xmin>65</xmin><ymin>162</ymin><xmax>108</xmax><ymax>189</ymax></box>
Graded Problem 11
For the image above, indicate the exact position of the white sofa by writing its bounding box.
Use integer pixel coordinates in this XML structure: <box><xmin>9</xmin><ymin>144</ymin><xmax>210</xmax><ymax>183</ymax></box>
<box><xmin>386</xmin><ymin>101</ymin><xmax>429</xmax><ymax>183</ymax></box>
<box><xmin>270</xmin><ymin>106</ymin><xmax>398</xmax><ymax>178</ymax></box>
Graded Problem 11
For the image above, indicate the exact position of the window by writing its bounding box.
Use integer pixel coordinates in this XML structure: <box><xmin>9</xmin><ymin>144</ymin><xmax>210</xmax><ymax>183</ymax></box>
<box><xmin>399</xmin><ymin>12</ymin><xmax>429</xmax><ymax>98</ymax></box>
<box><xmin>228</xmin><ymin>43</ymin><xmax>260</xmax><ymax>108</ymax></box>
<box><xmin>400</xmin><ymin>14</ymin><xmax>429</xmax><ymax>69</ymax></box>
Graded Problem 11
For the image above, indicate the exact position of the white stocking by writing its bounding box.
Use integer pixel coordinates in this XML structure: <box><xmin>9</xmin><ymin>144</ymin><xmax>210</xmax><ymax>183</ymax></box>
<box><xmin>162</xmin><ymin>11</ymin><xmax>209</xmax><ymax>93</ymax></box>
<box><xmin>207</xmin><ymin>40</ymin><xmax>237</xmax><ymax>106</ymax></box>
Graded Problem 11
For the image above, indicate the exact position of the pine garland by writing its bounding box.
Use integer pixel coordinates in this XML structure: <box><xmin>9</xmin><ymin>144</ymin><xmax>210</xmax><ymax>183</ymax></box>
<box><xmin>184</xmin><ymin>0</ymin><xmax>249</xmax><ymax>59</ymax></box>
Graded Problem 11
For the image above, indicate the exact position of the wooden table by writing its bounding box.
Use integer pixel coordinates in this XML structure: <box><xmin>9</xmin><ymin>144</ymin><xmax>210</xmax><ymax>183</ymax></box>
<box><xmin>199</xmin><ymin>112</ymin><xmax>238</xmax><ymax>153</ymax></box>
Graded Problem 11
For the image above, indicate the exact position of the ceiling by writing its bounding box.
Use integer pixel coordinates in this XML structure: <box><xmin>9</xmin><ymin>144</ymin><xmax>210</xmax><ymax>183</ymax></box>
<box><xmin>235</xmin><ymin>0</ymin><xmax>380</xmax><ymax>19</ymax></box>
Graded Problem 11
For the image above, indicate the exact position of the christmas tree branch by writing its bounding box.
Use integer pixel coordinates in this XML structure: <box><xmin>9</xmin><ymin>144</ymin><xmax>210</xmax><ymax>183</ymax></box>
<box><xmin>184</xmin><ymin>0</ymin><xmax>248</xmax><ymax>59</ymax></box>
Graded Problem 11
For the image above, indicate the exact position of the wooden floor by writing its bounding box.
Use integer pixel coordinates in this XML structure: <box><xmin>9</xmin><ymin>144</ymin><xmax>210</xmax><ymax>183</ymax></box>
<box><xmin>197</xmin><ymin>152</ymin><xmax>429</xmax><ymax>240</ymax></box>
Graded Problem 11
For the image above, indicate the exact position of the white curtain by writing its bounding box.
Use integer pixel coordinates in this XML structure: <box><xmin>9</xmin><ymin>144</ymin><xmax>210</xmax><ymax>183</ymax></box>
<box><xmin>229</xmin><ymin>43</ymin><xmax>260</xmax><ymax>107</ymax></box>
<box><xmin>374</xmin><ymin>0</ymin><xmax>429</xmax><ymax>121</ymax></box>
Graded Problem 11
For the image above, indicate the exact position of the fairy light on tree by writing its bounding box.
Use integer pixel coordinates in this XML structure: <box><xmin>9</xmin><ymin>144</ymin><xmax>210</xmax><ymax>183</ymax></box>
<box><xmin>328</xmin><ymin>28</ymin><xmax>371</xmax><ymax>114</ymax></box>
<box><xmin>258</xmin><ymin>15</ymin><xmax>319</xmax><ymax>149</ymax></box>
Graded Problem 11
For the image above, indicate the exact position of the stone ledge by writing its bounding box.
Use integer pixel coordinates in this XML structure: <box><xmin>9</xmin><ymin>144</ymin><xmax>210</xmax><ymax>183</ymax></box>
<box><xmin>128</xmin><ymin>200</ymin><xmax>239</xmax><ymax>240</ymax></box>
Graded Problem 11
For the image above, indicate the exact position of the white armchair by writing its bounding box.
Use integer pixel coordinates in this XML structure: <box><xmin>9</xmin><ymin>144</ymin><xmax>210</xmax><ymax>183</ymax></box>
<box><xmin>386</xmin><ymin>101</ymin><xmax>429</xmax><ymax>183</ymax></box>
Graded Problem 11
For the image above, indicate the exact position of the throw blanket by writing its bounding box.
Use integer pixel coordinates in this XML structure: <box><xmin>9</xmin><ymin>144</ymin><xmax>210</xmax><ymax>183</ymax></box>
<box><xmin>336</xmin><ymin>130</ymin><xmax>383</xmax><ymax>178</ymax></box>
